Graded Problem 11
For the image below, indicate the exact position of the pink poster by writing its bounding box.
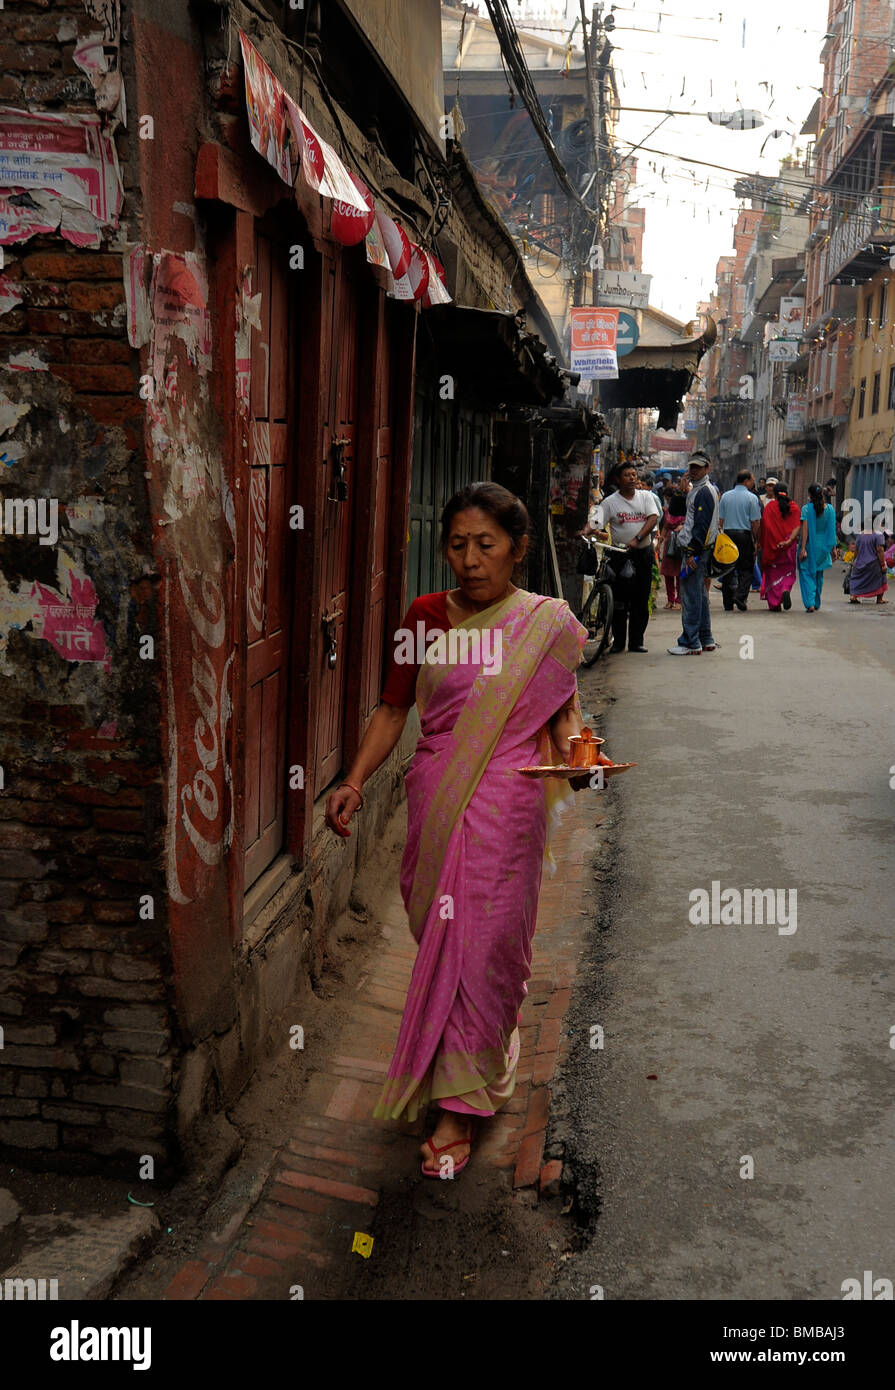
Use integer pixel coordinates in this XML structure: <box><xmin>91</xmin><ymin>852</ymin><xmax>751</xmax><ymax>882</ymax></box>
<box><xmin>33</xmin><ymin>574</ymin><xmax>109</xmax><ymax>667</ymax></box>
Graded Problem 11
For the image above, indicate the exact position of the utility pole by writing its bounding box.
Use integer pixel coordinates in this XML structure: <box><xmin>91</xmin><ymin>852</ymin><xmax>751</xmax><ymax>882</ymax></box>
<box><xmin>578</xmin><ymin>1</ymin><xmax>603</xmax><ymax>312</ymax></box>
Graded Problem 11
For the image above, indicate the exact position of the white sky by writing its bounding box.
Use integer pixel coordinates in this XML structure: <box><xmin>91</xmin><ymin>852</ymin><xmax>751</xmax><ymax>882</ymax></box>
<box><xmin>514</xmin><ymin>0</ymin><xmax>828</xmax><ymax>319</ymax></box>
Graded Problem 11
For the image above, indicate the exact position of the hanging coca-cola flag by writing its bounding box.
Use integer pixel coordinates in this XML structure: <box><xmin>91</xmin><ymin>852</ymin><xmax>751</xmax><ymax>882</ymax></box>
<box><xmin>282</xmin><ymin>93</ymin><xmax>366</xmax><ymax>210</ymax></box>
<box><xmin>282</xmin><ymin>93</ymin><xmax>325</xmax><ymax>192</ymax></box>
<box><xmin>330</xmin><ymin>173</ymin><xmax>375</xmax><ymax>245</ymax></box>
<box><xmin>377</xmin><ymin>213</ymin><xmax>412</xmax><ymax>279</ymax></box>
<box><xmin>421</xmin><ymin>253</ymin><xmax>451</xmax><ymax>307</ymax></box>
<box><xmin>364</xmin><ymin>211</ymin><xmax>390</xmax><ymax>268</ymax></box>
<box><xmin>316</xmin><ymin>131</ymin><xmax>368</xmax><ymax>210</ymax></box>
<box><xmin>239</xmin><ymin>31</ymin><xmax>292</xmax><ymax>185</ymax></box>
<box><xmin>406</xmin><ymin>243</ymin><xmax>430</xmax><ymax>301</ymax></box>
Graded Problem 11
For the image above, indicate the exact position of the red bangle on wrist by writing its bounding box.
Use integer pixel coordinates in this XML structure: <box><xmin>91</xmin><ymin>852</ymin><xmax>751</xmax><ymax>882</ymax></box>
<box><xmin>339</xmin><ymin>780</ymin><xmax>365</xmax><ymax>808</ymax></box>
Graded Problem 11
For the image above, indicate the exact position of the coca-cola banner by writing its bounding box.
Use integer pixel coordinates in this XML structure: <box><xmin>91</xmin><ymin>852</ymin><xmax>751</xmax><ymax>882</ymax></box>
<box><xmin>239</xmin><ymin>31</ymin><xmax>451</xmax><ymax>307</ymax></box>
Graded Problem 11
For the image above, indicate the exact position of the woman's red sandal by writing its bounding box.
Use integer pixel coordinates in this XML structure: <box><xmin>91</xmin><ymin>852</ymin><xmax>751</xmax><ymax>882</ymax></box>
<box><xmin>420</xmin><ymin>1136</ymin><xmax>471</xmax><ymax>1178</ymax></box>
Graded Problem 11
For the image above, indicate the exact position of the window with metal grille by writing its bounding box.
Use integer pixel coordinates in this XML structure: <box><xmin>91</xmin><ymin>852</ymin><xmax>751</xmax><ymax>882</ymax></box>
<box><xmin>858</xmin><ymin>377</ymin><xmax>866</xmax><ymax>417</ymax></box>
<box><xmin>872</xmin><ymin>371</ymin><xmax>881</xmax><ymax>414</ymax></box>
<box><xmin>888</xmin><ymin>364</ymin><xmax>895</xmax><ymax>410</ymax></box>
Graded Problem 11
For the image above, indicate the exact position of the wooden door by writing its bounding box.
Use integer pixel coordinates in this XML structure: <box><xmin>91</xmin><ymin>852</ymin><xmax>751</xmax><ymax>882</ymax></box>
<box><xmin>244</xmin><ymin>231</ymin><xmax>292</xmax><ymax>889</ymax></box>
<box><xmin>314</xmin><ymin>250</ymin><xmax>360</xmax><ymax>788</ymax></box>
<box><xmin>361</xmin><ymin>307</ymin><xmax>392</xmax><ymax>720</ymax></box>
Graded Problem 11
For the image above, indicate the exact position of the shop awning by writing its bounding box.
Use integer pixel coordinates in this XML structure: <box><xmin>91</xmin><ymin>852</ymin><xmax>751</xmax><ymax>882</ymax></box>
<box><xmin>597</xmin><ymin>318</ymin><xmax>715</xmax><ymax>430</ymax></box>
<box><xmin>423</xmin><ymin>305</ymin><xmax>568</xmax><ymax>404</ymax></box>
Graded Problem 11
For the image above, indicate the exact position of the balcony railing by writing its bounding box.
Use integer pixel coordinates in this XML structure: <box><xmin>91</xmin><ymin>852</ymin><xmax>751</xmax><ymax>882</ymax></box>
<box><xmin>826</xmin><ymin>195</ymin><xmax>892</xmax><ymax>285</ymax></box>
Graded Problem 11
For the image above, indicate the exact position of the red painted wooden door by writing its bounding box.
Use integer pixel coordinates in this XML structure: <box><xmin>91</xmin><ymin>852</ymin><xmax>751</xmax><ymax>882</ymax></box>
<box><xmin>314</xmin><ymin>251</ymin><xmax>359</xmax><ymax>788</ymax></box>
<box><xmin>244</xmin><ymin>232</ymin><xmax>292</xmax><ymax>889</ymax></box>
<box><xmin>362</xmin><ymin>310</ymin><xmax>392</xmax><ymax>720</ymax></box>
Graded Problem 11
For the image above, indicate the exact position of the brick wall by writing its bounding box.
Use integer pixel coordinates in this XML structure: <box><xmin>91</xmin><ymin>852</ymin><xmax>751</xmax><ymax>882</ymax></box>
<box><xmin>0</xmin><ymin>2</ymin><xmax>174</xmax><ymax>1171</ymax></box>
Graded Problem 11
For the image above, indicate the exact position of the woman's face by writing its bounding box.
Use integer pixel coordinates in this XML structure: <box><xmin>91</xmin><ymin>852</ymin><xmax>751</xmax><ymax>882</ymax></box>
<box><xmin>445</xmin><ymin>506</ymin><xmax>525</xmax><ymax>603</ymax></box>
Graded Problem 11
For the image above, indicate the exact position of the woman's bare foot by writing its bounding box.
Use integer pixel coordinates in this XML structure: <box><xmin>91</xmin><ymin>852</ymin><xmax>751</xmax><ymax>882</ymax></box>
<box><xmin>877</xmin><ymin>595</ymin><xmax>888</xmax><ymax>604</ymax></box>
<box><xmin>420</xmin><ymin>1112</ymin><xmax>472</xmax><ymax>1174</ymax></box>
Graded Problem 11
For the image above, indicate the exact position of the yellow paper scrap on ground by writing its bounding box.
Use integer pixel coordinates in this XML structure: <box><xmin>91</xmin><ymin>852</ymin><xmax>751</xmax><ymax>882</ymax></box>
<box><xmin>352</xmin><ymin>1232</ymin><xmax>374</xmax><ymax>1258</ymax></box>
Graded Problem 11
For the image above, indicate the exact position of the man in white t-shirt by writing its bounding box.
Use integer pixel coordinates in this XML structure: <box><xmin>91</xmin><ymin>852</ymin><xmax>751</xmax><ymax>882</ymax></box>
<box><xmin>584</xmin><ymin>460</ymin><xmax>660</xmax><ymax>652</ymax></box>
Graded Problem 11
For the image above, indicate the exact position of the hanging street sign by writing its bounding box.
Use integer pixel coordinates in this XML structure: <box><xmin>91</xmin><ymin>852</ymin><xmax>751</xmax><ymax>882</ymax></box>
<box><xmin>768</xmin><ymin>339</ymin><xmax>800</xmax><ymax>362</ymax></box>
<box><xmin>596</xmin><ymin>270</ymin><xmax>651</xmax><ymax>310</ymax></box>
<box><xmin>570</xmin><ymin>306</ymin><xmax>619</xmax><ymax>377</ymax></box>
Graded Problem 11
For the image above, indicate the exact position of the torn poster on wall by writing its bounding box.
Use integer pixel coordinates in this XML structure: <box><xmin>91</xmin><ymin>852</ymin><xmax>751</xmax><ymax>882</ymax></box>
<box><xmin>0</xmin><ymin>108</ymin><xmax>123</xmax><ymax>248</ymax></box>
<box><xmin>0</xmin><ymin>554</ymin><xmax>110</xmax><ymax>672</ymax></box>
<box><xmin>0</xmin><ymin>395</ymin><xmax>29</xmax><ymax>436</ymax></box>
<box><xmin>6</xmin><ymin>349</ymin><xmax>48</xmax><ymax>371</ymax></box>
<box><xmin>236</xmin><ymin>266</ymin><xmax>258</xmax><ymax>415</ymax></box>
<box><xmin>33</xmin><ymin>573</ymin><xmax>109</xmax><ymax>667</ymax></box>
<box><xmin>75</xmin><ymin>0</ymin><xmax>126</xmax><ymax>126</ymax></box>
<box><xmin>0</xmin><ymin>275</ymin><xmax>23</xmax><ymax>315</ymax></box>
<box><xmin>149</xmin><ymin>251</ymin><xmax>212</xmax><ymax>386</ymax></box>
<box><xmin>123</xmin><ymin>244</ymin><xmax>150</xmax><ymax>348</ymax></box>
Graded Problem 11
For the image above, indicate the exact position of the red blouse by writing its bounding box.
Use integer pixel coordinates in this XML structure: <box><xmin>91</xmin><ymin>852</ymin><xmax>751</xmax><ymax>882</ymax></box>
<box><xmin>381</xmin><ymin>591</ymin><xmax>451</xmax><ymax>707</ymax></box>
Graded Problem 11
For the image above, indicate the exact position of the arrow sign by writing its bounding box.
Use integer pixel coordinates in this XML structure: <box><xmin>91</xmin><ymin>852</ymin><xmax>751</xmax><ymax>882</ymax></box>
<box><xmin>616</xmin><ymin>310</ymin><xmax>639</xmax><ymax>358</ymax></box>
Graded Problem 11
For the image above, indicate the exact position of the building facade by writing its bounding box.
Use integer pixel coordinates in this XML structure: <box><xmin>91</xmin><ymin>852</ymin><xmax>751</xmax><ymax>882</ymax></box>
<box><xmin>0</xmin><ymin>0</ymin><xmax>569</xmax><ymax>1170</ymax></box>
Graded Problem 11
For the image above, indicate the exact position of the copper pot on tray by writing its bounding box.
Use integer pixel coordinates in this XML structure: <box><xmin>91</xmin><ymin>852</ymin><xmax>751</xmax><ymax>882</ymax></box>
<box><xmin>567</xmin><ymin>726</ymin><xmax>604</xmax><ymax>768</ymax></box>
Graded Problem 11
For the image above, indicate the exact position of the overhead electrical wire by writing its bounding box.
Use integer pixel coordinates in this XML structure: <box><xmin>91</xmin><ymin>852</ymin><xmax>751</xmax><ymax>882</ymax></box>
<box><xmin>481</xmin><ymin>0</ymin><xmax>599</xmax><ymax>218</ymax></box>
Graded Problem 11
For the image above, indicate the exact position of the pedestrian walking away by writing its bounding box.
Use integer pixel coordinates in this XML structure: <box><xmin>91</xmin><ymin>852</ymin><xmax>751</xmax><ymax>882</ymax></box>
<box><xmin>798</xmin><ymin>483</ymin><xmax>838</xmax><ymax>611</ymax></box>
<box><xmin>719</xmin><ymin>469</ymin><xmax>761</xmax><ymax>611</ymax></box>
<box><xmin>588</xmin><ymin>461</ymin><xmax>660</xmax><ymax>652</ymax></box>
<box><xmin>758</xmin><ymin>485</ymin><xmax>800</xmax><ymax>611</ymax></box>
<box><xmin>667</xmin><ymin>450</ymin><xmax>720</xmax><ymax>655</ymax></box>
<box><xmin>658</xmin><ymin>487</ymin><xmax>686</xmax><ymax>609</ymax></box>
<box><xmin>325</xmin><ymin>482</ymin><xmax>589</xmax><ymax>1178</ymax></box>
<box><xmin>848</xmin><ymin>527</ymin><xmax>890</xmax><ymax>604</ymax></box>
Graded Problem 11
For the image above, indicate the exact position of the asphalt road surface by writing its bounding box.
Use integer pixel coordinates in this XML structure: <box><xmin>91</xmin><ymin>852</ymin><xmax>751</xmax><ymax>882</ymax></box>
<box><xmin>554</xmin><ymin>572</ymin><xmax>895</xmax><ymax>1301</ymax></box>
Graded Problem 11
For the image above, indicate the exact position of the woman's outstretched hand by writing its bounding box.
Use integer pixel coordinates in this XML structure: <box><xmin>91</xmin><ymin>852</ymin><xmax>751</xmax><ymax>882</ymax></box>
<box><xmin>325</xmin><ymin>783</ymin><xmax>363</xmax><ymax>838</ymax></box>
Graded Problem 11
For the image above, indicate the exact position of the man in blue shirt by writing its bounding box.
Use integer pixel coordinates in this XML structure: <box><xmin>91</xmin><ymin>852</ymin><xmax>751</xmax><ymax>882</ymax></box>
<box><xmin>718</xmin><ymin>469</ymin><xmax>762</xmax><ymax>612</ymax></box>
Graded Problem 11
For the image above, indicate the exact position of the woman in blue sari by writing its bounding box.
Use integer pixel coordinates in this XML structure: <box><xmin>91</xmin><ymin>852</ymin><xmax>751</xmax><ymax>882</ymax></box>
<box><xmin>797</xmin><ymin>483</ymin><xmax>838</xmax><ymax>612</ymax></box>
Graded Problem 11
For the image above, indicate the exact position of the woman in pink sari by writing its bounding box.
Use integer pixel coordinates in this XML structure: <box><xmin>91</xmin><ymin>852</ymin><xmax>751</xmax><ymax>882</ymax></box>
<box><xmin>324</xmin><ymin>482</ymin><xmax>587</xmax><ymax>1177</ymax></box>
<box><xmin>758</xmin><ymin>484</ymin><xmax>801</xmax><ymax>611</ymax></box>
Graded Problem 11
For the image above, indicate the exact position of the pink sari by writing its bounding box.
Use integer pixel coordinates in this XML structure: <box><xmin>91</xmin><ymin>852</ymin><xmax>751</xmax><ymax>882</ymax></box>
<box><xmin>372</xmin><ymin>590</ymin><xmax>586</xmax><ymax>1122</ymax></box>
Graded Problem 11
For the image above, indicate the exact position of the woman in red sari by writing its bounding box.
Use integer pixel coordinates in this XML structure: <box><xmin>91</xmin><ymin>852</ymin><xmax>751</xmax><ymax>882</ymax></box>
<box><xmin>758</xmin><ymin>484</ymin><xmax>801</xmax><ymax>611</ymax></box>
<box><xmin>324</xmin><ymin>483</ymin><xmax>588</xmax><ymax>1178</ymax></box>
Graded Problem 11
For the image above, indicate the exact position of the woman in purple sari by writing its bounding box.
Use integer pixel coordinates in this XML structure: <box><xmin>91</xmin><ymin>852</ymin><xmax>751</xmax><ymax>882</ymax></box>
<box><xmin>325</xmin><ymin>483</ymin><xmax>587</xmax><ymax>1177</ymax></box>
<box><xmin>848</xmin><ymin>529</ymin><xmax>889</xmax><ymax>604</ymax></box>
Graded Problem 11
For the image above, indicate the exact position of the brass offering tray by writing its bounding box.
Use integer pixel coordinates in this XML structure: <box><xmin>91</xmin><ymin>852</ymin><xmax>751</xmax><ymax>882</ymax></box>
<box><xmin>515</xmin><ymin>762</ymin><xmax>637</xmax><ymax>780</ymax></box>
<box><xmin>515</xmin><ymin>724</ymin><xmax>636</xmax><ymax>778</ymax></box>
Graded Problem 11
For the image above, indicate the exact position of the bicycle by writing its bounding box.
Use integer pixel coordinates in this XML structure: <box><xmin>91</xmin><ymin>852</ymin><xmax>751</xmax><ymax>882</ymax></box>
<box><xmin>576</xmin><ymin>538</ymin><xmax>627</xmax><ymax>667</ymax></box>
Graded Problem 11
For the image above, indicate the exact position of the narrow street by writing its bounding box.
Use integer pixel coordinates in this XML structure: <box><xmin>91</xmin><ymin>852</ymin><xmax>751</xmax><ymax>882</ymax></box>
<box><xmin>108</xmin><ymin>577</ymin><xmax>895</xmax><ymax>1304</ymax></box>
<box><xmin>557</xmin><ymin>586</ymin><xmax>895</xmax><ymax>1300</ymax></box>
<box><xmin>5</xmin><ymin>0</ymin><xmax>895</xmax><ymax>1341</ymax></box>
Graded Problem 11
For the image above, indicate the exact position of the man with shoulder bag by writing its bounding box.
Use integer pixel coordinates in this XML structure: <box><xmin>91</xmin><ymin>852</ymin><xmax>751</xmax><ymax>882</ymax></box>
<box><xmin>667</xmin><ymin>451</ymin><xmax>721</xmax><ymax>655</ymax></box>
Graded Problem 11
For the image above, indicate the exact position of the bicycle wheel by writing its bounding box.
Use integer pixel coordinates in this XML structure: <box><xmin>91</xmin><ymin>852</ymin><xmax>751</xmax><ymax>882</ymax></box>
<box><xmin>579</xmin><ymin>582</ymin><xmax>614</xmax><ymax>667</ymax></box>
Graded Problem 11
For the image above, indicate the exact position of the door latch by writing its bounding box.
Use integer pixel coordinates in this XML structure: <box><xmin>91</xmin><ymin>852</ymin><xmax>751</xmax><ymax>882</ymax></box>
<box><xmin>328</xmin><ymin>435</ymin><xmax>351</xmax><ymax>502</ymax></box>
<box><xmin>322</xmin><ymin>606</ymin><xmax>342</xmax><ymax>669</ymax></box>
